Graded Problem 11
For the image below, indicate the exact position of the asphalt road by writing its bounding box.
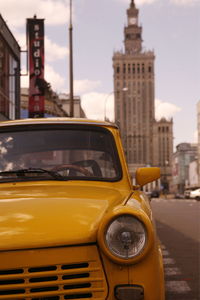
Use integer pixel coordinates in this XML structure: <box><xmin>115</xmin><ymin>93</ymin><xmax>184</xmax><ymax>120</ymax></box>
<box><xmin>151</xmin><ymin>197</ymin><xmax>200</xmax><ymax>300</ymax></box>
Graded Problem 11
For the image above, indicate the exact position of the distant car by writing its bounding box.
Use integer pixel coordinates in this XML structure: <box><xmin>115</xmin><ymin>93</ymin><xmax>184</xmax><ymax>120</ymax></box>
<box><xmin>175</xmin><ymin>193</ymin><xmax>184</xmax><ymax>199</ymax></box>
<box><xmin>151</xmin><ymin>190</ymin><xmax>160</xmax><ymax>198</ymax></box>
<box><xmin>190</xmin><ymin>188</ymin><xmax>200</xmax><ymax>200</ymax></box>
<box><xmin>184</xmin><ymin>189</ymin><xmax>191</xmax><ymax>199</ymax></box>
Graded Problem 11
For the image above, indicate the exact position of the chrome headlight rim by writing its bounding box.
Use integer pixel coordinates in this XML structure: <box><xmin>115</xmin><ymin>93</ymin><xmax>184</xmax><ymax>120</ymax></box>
<box><xmin>97</xmin><ymin>208</ymin><xmax>154</xmax><ymax>265</ymax></box>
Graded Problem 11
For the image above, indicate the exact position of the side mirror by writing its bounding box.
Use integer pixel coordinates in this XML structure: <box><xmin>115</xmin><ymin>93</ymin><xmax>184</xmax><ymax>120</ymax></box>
<box><xmin>135</xmin><ymin>167</ymin><xmax>160</xmax><ymax>187</ymax></box>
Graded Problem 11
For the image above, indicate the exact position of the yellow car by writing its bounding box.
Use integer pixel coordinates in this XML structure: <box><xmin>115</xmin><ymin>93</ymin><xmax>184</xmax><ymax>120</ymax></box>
<box><xmin>0</xmin><ymin>118</ymin><xmax>165</xmax><ymax>300</ymax></box>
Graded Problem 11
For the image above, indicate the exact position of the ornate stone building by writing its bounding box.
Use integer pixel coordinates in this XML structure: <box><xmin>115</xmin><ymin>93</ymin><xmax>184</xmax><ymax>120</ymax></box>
<box><xmin>113</xmin><ymin>0</ymin><xmax>173</xmax><ymax>189</ymax></box>
<box><xmin>197</xmin><ymin>100</ymin><xmax>200</xmax><ymax>186</ymax></box>
<box><xmin>153</xmin><ymin>118</ymin><xmax>173</xmax><ymax>191</ymax></box>
<box><xmin>113</xmin><ymin>0</ymin><xmax>155</xmax><ymax>175</ymax></box>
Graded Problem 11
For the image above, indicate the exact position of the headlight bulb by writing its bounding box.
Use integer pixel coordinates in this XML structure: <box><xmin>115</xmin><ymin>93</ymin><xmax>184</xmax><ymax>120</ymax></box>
<box><xmin>105</xmin><ymin>215</ymin><xmax>147</xmax><ymax>259</ymax></box>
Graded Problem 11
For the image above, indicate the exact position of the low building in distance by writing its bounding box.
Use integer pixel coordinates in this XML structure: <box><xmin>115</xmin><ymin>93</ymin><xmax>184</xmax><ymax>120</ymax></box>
<box><xmin>58</xmin><ymin>93</ymin><xmax>86</xmax><ymax>118</ymax></box>
<box><xmin>172</xmin><ymin>143</ymin><xmax>198</xmax><ymax>194</ymax></box>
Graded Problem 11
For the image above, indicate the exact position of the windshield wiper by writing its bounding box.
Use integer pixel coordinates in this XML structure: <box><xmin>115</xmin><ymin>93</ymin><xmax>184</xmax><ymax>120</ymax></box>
<box><xmin>0</xmin><ymin>168</ymin><xmax>66</xmax><ymax>181</ymax></box>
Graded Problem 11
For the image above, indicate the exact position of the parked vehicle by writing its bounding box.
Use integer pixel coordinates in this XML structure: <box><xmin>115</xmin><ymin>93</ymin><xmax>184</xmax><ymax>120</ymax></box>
<box><xmin>184</xmin><ymin>189</ymin><xmax>191</xmax><ymax>199</ymax></box>
<box><xmin>151</xmin><ymin>189</ymin><xmax>160</xmax><ymax>198</ymax></box>
<box><xmin>0</xmin><ymin>118</ymin><xmax>165</xmax><ymax>300</ymax></box>
<box><xmin>190</xmin><ymin>188</ymin><xmax>200</xmax><ymax>200</ymax></box>
<box><xmin>175</xmin><ymin>193</ymin><xmax>184</xmax><ymax>199</ymax></box>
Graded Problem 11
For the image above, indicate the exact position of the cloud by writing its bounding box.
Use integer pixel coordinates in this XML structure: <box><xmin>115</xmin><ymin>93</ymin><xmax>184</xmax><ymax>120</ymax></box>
<box><xmin>45</xmin><ymin>38</ymin><xmax>68</xmax><ymax>62</ymax></box>
<box><xmin>117</xmin><ymin>0</ymin><xmax>159</xmax><ymax>5</ymax></box>
<box><xmin>155</xmin><ymin>99</ymin><xmax>181</xmax><ymax>120</ymax></box>
<box><xmin>81</xmin><ymin>92</ymin><xmax>114</xmax><ymax>120</ymax></box>
<box><xmin>14</xmin><ymin>31</ymin><xmax>68</xmax><ymax>62</ymax></box>
<box><xmin>81</xmin><ymin>95</ymin><xmax>182</xmax><ymax>122</ymax></box>
<box><xmin>20</xmin><ymin>64</ymin><xmax>65</xmax><ymax>91</ymax></box>
<box><xmin>193</xmin><ymin>130</ymin><xmax>198</xmax><ymax>143</ymax></box>
<box><xmin>45</xmin><ymin>65</ymin><xmax>65</xmax><ymax>91</ymax></box>
<box><xmin>118</xmin><ymin>0</ymin><xmax>199</xmax><ymax>5</ymax></box>
<box><xmin>74</xmin><ymin>79</ymin><xmax>101</xmax><ymax>95</ymax></box>
<box><xmin>170</xmin><ymin>0</ymin><xmax>199</xmax><ymax>5</ymax></box>
<box><xmin>135</xmin><ymin>0</ymin><xmax>159</xmax><ymax>4</ymax></box>
<box><xmin>1</xmin><ymin>0</ymin><xmax>69</xmax><ymax>29</ymax></box>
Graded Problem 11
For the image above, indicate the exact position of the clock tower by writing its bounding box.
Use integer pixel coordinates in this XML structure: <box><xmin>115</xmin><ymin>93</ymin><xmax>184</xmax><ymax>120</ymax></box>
<box><xmin>113</xmin><ymin>0</ymin><xmax>155</xmax><ymax>173</ymax></box>
<box><xmin>124</xmin><ymin>0</ymin><xmax>142</xmax><ymax>54</ymax></box>
<box><xmin>113</xmin><ymin>0</ymin><xmax>173</xmax><ymax>189</ymax></box>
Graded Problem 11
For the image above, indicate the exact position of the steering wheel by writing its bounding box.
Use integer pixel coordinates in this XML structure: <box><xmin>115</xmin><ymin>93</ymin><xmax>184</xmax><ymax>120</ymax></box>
<box><xmin>51</xmin><ymin>164</ymin><xmax>93</xmax><ymax>177</ymax></box>
<box><xmin>72</xmin><ymin>160</ymin><xmax>102</xmax><ymax>177</ymax></box>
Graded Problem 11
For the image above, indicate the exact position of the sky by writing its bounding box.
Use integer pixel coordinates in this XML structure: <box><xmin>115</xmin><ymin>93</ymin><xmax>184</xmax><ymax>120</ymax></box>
<box><xmin>1</xmin><ymin>0</ymin><xmax>200</xmax><ymax>148</ymax></box>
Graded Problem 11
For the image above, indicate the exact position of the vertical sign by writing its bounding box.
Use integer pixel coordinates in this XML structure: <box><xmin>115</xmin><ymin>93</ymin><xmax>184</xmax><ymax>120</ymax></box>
<box><xmin>27</xmin><ymin>17</ymin><xmax>44</xmax><ymax>118</ymax></box>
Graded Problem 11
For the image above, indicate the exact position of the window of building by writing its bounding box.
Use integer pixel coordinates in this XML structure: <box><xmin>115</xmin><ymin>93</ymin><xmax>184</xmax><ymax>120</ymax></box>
<box><xmin>148</xmin><ymin>65</ymin><xmax>152</xmax><ymax>73</ymax></box>
<box><xmin>116</xmin><ymin>65</ymin><xmax>120</xmax><ymax>73</ymax></box>
<box><xmin>137</xmin><ymin>63</ymin><xmax>140</xmax><ymax>73</ymax></box>
<box><xmin>132</xmin><ymin>63</ymin><xmax>135</xmax><ymax>73</ymax></box>
<box><xmin>123</xmin><ymin>64</ymin><xmax>126</xmax><ymax>73</ymax></box>
<box><xmin>0</xmin><ymin>40</ymin><xmax>5</xmax><ymax>90</ymax></box>
<box><xmin>128</xmin><ymin>64</ymin><xmax>131</xmax><ymax>74</ymax></box>
<box><xmin>142</xmin><ymin>63</ymin><xmax>145</xmax><ymax>73</ymax></box>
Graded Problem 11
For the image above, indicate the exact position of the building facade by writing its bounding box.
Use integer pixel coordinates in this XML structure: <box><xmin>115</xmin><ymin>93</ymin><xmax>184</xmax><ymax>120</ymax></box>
<box><xmin>113</xmin><ymin>0</ymin><xmax>155</xmax><ymax>174</ymax></box>
<box><xmin>0</xmin><ymin>14</ymin><xmax>20</xmax><ymax>121</ymax></box>
<box><xmin>172</xmin><ymin>143</ymin><xmax>198</xmax><ymax>194</ymax></box>
<box><xmin>113</xmin><ymin>0</ymin><xmax>173</xmax><ymax>187</ymax></box>
<box><xmin>197</xmin><ymin>100</ymin><xmax>200</xmax><ymax>186</ymax></box>
<box><xmin>153</xmin><ymin>118</ymin><xmax>173</xmax><ymax>191</ymax></box>
<box><xmin>58</xmin><ymin>94</ymin><xmax>86</xmax><ymax>118</ymax></box>
<box><xmin>21</xmin><ymin>88</ymin><xmax>68</xmax><ymax>118</ymax></box>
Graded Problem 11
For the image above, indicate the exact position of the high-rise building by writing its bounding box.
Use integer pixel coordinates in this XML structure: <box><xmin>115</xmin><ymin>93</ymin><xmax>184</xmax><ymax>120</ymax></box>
<box><xmin>113</xmin><ymin>0</ymin><xmax>173</xmax><ymax>189</ymax></box>
<box><xmin>153</xmin><ymin>118</ymin><xmax>173</xmax><ymax>191</ymax></box>
<box><xmin>197</xmin><ymin>100</ymin><xmax>200</xmax><ymax>185</ymax></box>
<box><xmin>172</xmin><ymin>143</ymin><xmax>198</xmax><ymax>194</ymax></box>
<box><xmin>113</xmin><ymin>0</ymin><xmax>155</xmax><ymax>175</ymax></box>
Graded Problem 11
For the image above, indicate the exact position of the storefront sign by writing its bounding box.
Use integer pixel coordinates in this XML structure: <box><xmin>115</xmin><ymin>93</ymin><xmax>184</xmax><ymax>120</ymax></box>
<box><xmin>27</xmin><ymin>17</ymin><xmax>44</xmax><ymax>118</ymax></box>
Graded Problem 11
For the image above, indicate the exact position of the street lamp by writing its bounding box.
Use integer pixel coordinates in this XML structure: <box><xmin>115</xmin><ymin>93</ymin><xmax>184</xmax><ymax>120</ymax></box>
<box><xmin>69</xmin><ymin>0</ymin><xmax>74</xmax><ymax>117</ymax></box>
<box><xmin>104</xmin><ymin>87</ymin><xmax>128</xmax><ymax>121</ymax></box>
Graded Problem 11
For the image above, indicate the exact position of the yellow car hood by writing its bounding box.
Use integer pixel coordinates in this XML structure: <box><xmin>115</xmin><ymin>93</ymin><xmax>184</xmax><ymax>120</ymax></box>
<box><xmin>0</xmin><ymin>182</ymin><xmax>129</xmax><ymax>251</ymax></box>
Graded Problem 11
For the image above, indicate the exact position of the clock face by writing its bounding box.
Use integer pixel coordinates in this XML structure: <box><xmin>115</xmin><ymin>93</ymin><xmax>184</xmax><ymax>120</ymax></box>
<box><xmin>129</xmin><ymin>17</ymin><xmax>136</xmax><ymax>25</ymax></box>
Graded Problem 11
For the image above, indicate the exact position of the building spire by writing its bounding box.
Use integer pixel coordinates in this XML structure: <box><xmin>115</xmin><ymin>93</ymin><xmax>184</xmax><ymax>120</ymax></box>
<box><xmin>130</xmin><ymin>0</ymin><xmax>135</xmax><ymax>8</ymax></box>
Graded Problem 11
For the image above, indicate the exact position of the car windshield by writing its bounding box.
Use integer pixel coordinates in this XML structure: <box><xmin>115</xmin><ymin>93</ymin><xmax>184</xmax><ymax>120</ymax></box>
<box><xmin>0</xmin><ymin>124</ymin><xmax>122</xmax><ymax>182</ymax></box>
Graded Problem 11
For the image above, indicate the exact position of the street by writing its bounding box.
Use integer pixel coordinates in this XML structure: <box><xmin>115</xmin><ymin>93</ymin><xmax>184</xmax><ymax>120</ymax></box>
<box><xmin>151</xmin><ymin>197</ymin><xmax>200</xmax><ymax>300</ymax></box>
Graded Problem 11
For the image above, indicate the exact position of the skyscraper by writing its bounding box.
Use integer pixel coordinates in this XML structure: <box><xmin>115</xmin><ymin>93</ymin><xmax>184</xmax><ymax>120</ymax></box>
<box><xmin>197</xmin><ymin>100</ymin><xmax>200</xmax><ymax>186</ymax></box>
<box><xmin>113</xmin><ymin>0</ymin><xmax>155</xmax><ymax>174</ymax></box>
<box><xmin>113</xmin><ymin>0</ymin><xmax>173</xmax><ymax>188</ymax></box>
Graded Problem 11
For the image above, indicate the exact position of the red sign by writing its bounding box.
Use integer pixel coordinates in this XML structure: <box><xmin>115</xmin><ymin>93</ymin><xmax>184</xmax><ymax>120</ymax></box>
<box><xmin>27</xmin><ymin>17</ymin><xmax>45</xmax><ymax>118</ymax></box>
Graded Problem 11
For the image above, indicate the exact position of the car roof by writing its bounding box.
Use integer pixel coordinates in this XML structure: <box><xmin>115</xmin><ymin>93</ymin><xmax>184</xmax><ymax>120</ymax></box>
<box><xmin>0</xmin><ymin>118</ymin><xmax>118</xmax><ymax>129</ymax></box>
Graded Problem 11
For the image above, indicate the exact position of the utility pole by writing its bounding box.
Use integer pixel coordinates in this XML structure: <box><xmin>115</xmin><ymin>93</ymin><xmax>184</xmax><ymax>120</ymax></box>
<box><xmin>69</xmin><ymin>0</ymin><xmax>74</xmax><ymax>117</ymax></box>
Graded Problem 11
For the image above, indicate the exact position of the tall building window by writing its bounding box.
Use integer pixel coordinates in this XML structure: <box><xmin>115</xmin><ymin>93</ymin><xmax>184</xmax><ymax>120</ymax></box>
<box><xmin>137</xmin><ymin>63</ymin><xmax>140</xmax><ymax>73</ymax></box>
<box><xmin>142</xmin><ymin>63</ymin><xmax>145</xmax><ymax>73</ymax></box>
<box><xmin>148</xmin><ymin>65</ymin><xmax>152</xmax><ymax>73</ymax></box>
<box><xmin>0</xmin><ymin>41</ymin><xmax>5</xmax><ymax>90</ymax></box>
<box><xmin>128</xmin><ymin>64</ymin><xmax>131</xmax><ymax>74</ymax></box>
<box><xmin>132</xmin><ymin>63</ymin><xmax>135</xmax><ymax>73</ymax></box>
<box><xmin>9</xmin><ymin>55</ymin><xmax>17</xmax><ymax>119</ymax></box>
<box><xmin>123</xmin><ymin>64</ymin><xmax>126</xmax><ymax>73</ymax></box>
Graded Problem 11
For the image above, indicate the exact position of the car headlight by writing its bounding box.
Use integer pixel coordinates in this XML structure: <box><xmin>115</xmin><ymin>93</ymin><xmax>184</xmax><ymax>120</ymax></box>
<box><xmin>105</xmin><ymin>214</ymin><xmax>146</xmax><ymax>259</ymax></box>
<box><xmin>98</xmin><ymin>208</ymin><xmax>154</xmax><ymax>264</ymax></box>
